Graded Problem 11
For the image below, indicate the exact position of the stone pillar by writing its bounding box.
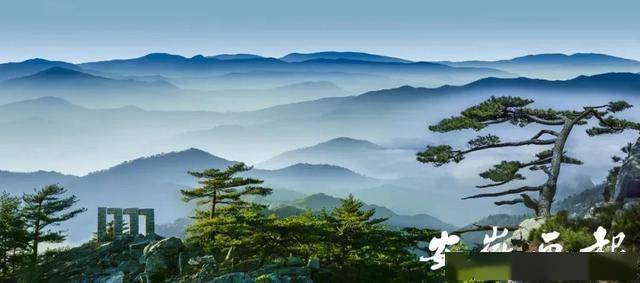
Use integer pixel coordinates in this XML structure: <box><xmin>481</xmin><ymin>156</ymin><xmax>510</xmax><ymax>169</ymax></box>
<box><xmin>106</xmin><ymin>208</ymin><xmax>124</xmax><ymax>239</ymax></box>
<box><xmin>139</xmin><ymin>208</ymin><xmax>155</xmax><ymax>235</ymax></box>
<box><xmin>97</xmin><ymin>207</ymin><xmax>107</xmax><ymax>241</ymax></box>
<box><xmin>124</xmin><ymin>208</ymin><xmax>140</xmax><ymax>236</ymax></box>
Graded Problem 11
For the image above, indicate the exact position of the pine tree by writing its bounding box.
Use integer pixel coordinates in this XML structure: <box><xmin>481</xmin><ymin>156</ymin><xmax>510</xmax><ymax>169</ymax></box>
<box><xmin>0</xmin><ymin>191</ymin><xmax>28</xmax><ymax>277</ymax></box>
<box><xmin>317</xmin><ymin>194</ymin><xmax>421</xmax><ymax>282</ymax></box>
<box><xmin>21</xmin><ymin>185</ymin><xmax>85</xmax><ymax>276</ymax></box>
<box><xmin>181</xmin><ymin>163</ymin><xmax>272</xmax><ymax>253</ymax></box>
<box><xmin>418</xmin><ymin>96</ymin><xmax>640</xmax><ymax>216</ymax></box>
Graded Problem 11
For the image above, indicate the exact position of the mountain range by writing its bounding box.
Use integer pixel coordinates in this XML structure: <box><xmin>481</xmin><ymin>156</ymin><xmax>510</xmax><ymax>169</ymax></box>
<box><xmin>0</xmin><ymin>58</ymin><xmax>80</xmax><ymax>81</ymax></box>
<box><xmin>440</xmin><ymin>53</ymin><xmax>640</xmax><ymax>79</ymax></box>
<box><xmin>275</xmin><ymin>193</ymin><xmax>457</xmax><ymax>231</ymax></box>
<box><xmin>0</xmin><ymin>67</ymin><xmax>352</xmax><ymax>111</ymax></box>
<box><xmin>1</xmin><ymin>52</ymin><xmax>639</xmax><ymax>238</ymax></box>
<box><xmin>0</xmin><ymin>148</ymin><xmax>444</xmax><ymax>243</ymax></box>
<box><xmin>0</xmin><ymin>67</ymin><xmax>182</xmax><ymax>109</ymax></box>
<box><xmin>279</xmin><ymin>51</ymin><xmax>412</xmax><ymax>63</ymax></box>
<box><xmin>257</xmin><ymin>137</ymin><xmax>424</xmax><ymax>178</ymax></box>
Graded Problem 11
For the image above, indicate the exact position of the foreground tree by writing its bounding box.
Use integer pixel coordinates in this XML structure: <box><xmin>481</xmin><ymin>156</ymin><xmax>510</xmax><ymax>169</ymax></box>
<box><xmin>317</xmin><ymin>194</ymin><xmax>416</xmax><ymax>281</ymax></box>
<box><xmin>418</xmin><ymin>96</ymin><xmax>640</xmax><ymax>216</ymax></box>
<box><xmin>22</xmin><ymin>185</ymin><xmax>85</xmax><ymax>274</ymax></box>
<box><xmin>181</xmin><ymin>163</ymin><xmax>272</xmax><ymax>253</ymax></box>
<box><xmin>0</xmin><ymin>192</ymin><xmax>28</xmax><ymax>277</ymax></box>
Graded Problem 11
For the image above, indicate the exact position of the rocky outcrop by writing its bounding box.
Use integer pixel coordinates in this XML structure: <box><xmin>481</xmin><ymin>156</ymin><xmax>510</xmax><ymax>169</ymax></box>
<box><xmin>615</xmin><ymin>137</ymin><xmax>640</xmax><ymax>202</ymax></box>
<box><xmin>41</xmin><ymin>235</ymin><xmax>316</xmax><ymax>283</ymax></box>
<box><xmin>212</xmin><ymin>272</ymin><xmax>254</xmax><ymax>283</ymax></box>
<box><xmin>138</xmin><ymin>237</ymin><xmax>185</xmax><ymax>282</ymax></box>
<box><xmin>506</xmin><ymin>217</ymin><xmax>545</xmax><ymax>251</ymax></box>
<box><xmin>41</xmin><ymin>234</ymin><xmax>160</xmax><ymax>282</ymax></box>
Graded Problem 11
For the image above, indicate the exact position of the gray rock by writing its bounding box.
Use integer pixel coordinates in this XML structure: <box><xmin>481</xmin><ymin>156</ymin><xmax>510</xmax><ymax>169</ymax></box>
<box><xmin>96</xmin><ymin>271</ymin><xmax>124</xmax><ymax>283</ymax></box>
<box><xmin>145</xmin><ymin>253</ymin><xmax>170</xmax><ymax>281</ymax></box>
<box><xmin>286</xmin><ymin>256</ymin><xmax>304</xmax><ymax>267</ymax></box>
<box><xmin>188</xmin><ymin>255</ymin><xmax>217</xmax><ymax>266</ymax></box>
<box><xmin>255</xmin><ymin>273</ymin><xmax>281</xmax><ymax>283</ymax></box>
<box><xmin>143</xmin><ymin>237</ymin><xmax>184</xmax><ymax>258</ymax></box>
<box><xmin>622</xmin><ymin>199</ymin><xmax>640</xmax><ymax>210</ymax></box>
<box><xmin>507</xmin><ymin>217</ymin><xmax>545</xmax><ymax>251</ymax></box>
<box><xmin>142</xmin><ymin>237</ymin><xmax>185</xmax><ymax>281</ymax></box>
<box><xmin>306</xmin><ymin>257</ymin><xmax>320</xmax><ymax>270</ymax></box>
<box><xmin>213</xmin><ymin>272</ymin><xmax>255</xmax><ymax>283</ymax></box>
<box><xmin>615</xmin><ymin>137</ymin><xmax>640</xmax><ymax>202</ymax></box>
<box><xmin>185</xmin><ymin>254</ymin><xmax>216</xmax><ymax>275</ymax></box>
<box><xmin>129</xmin><ymin>240</ymin><xmax>151</xmax><ymax>251</ymax></box>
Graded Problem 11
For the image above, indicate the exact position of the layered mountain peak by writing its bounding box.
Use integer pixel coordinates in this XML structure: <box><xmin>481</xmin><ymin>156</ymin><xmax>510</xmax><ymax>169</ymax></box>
<box><xmin>1</xmin><ymin>96</ymin><xmax>81</xmax><ymax>111</ymax></box>
<box><xmin>137</xmin><ymin>53</ymin><xmax>187</xmax><ymax>61</ymax></box>
<box><xmin>315</xmin><ymin>137</ymin><xmax>383</xmax><ymax>150</ymax></box>
<box><xmin>509</xmin><ymin>53</ymin><xmax>640</xmax><ymax>64</ymax></box>
<box><xmin>208</xmin><ymin>54</ymin><xmax>265</xmax><ymax>60</ymax></box>
<box><xmin>30</xmin><ymin>66</ymin><xmax>91</xmax><ymax>78</ymax></box>
<box><xmin>280</xmin><ymin>51</ymin><xmax>412</xmax><ymax>63</ymax></box>
<box><xmin>83</xmin><ymin>148</ymin><xmax>234</xmax><ymax>181</ymax></box>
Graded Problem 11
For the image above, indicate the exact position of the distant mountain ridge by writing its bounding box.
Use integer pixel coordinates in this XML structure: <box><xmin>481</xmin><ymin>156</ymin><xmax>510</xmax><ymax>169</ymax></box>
<box><xmin>357</xmin><ymin>72</ymin><xmax>640</xmax><ymax>100</ymax></box>
<box><xmin>257</xmin><ymin>137</ymin><xmax>424</xmax><ymax>179</ymax></box>
<box><xmin>2</xmin><ymin>67</ymin><xmax>175</xmax><ymax>88</ymax></box>
<box><xmin>78</xmin><ymin>52</ymin><xmax>508</xmax><ymax>82</ymax></box>
<box><xmin>207</xmin><ymin>54</ymin><xmax>265</xmax><ymax>60</ymax></box>
<box><xmin>280</xmin><ymin>51</ymin><xmax>412</xmax><ymax>63</ymax></box>
<box><xmin>440</xmin><ymin>53</ymin><xmax>640</xmax><ymax>79</ymax></box>
<box><xmin>0</xmin><ymin>148</ymin><xmax>384</xmax><ymax>242</ymax></box>
<box><xmin>441</xmin><ymin>53</ymin><xmax>640</xmax><ymax>67</ymax></box>
<box><xmin>279</xmin><ymin>193</ymin><xmax>457</xmax><ymax>231</ymax></box>
<box><xmin>0</xmin><ymin>58</ymin><xmax>80</xmax><ymax>81</ymax></box>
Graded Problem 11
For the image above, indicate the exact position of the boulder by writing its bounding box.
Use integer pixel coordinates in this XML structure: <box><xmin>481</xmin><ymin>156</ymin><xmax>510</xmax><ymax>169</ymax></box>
<box><xmin>306</xmin><ymin>257</ymin><xmax>320</xmax><ymax>271</ymax></box>
<box><xmin>96</xmin><ymin>271</ymin><xmax>124</xmax><ymax>283</ymax></box>
<box><xmin>143</xmin><ymin>237</ymin><xmax>184</xmax><ymax>257</ymax></box>
<box><xmin>255</xmin><ymin>273</ymin><xmax>281</xmax><ymax>283</ymax></box>
<box><xmin>615</xmin><ymin>137</ymin><xmax>640</xmax><ymax>202</ymax></box>
<box><xmin>286</xmin><ymin>256</ymin><xmax>304</xmax><ymax>267</ymax></box>
<box><xmin>213</xmin><ymin>272</ymin><xmax>255</xmax><ymax>283</ymax></box>
<box><xmin>185</xmin><ymin>254</ymin><xmax>217</xmax><ymax>275</ymax></box>
<box><xmin>142</xmin><ymin>237</ymin><xmax>185</xmax><ymax>281</ymax></box>
<box><xmin>507</xmin><ymin>217</ymin><xmax>545</xmax><ymax>251</ymax></box>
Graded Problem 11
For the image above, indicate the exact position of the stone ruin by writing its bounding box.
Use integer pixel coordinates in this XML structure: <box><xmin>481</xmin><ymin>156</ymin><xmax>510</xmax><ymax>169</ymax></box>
<box><xmin>97</xmin><ymin>207</ymin><xmax>154</xmax><ymax>241</ymax></box>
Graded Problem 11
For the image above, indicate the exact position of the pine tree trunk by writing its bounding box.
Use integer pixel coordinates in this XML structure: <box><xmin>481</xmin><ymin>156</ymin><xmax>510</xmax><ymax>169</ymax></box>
<box><xmin>538</xmin><ymin>120</ymin><xmax>575</xmax><ymax>216</ymax></box>
<box><xmin>30</xmin><ymin>222</ymin><xmax>40</xmax><ymax>282</ymax></box>
<box><xmin>210</xmin><ymin>192</ymin><xmax>217</xmax><ymax>245</ymax></box>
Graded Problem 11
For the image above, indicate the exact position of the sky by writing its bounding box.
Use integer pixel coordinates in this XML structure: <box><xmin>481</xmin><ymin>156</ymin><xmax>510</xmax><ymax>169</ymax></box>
<box><xmin>1</xmin><ymin>0</ymin><xmax>639</xmax><ymax>63</ymax></box>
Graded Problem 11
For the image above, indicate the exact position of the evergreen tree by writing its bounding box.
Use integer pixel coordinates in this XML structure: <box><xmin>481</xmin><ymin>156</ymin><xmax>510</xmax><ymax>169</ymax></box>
<box><xmin>0</xmin><ymin>191</ymin><xmax>28</xmax><ymax>277</ymax></box>
<box><xmin>21</xmin><ymin>185</ymin><xmax>85</xmax><ymax>276</ymax></box>
<box><xmin>181</xmin><ymin>163</ymin><xmax>272</xmax><ymax>254</ymax></box>
<box><xmin>318</xmin><ymin>194</ymin><xmax>412</xmax><ymax>281</ymax></box>
<box><xmin>418</xmin><ymin>96</ymin><xmax>640</xmax><ymax>216</ymax></box>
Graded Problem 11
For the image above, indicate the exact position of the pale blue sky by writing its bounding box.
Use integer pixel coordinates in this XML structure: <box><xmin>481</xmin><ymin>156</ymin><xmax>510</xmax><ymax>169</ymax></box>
<box><xmin>1</xmin><ymin>0</ymin><xmax>639</xmax><ymax>63</ymax></box>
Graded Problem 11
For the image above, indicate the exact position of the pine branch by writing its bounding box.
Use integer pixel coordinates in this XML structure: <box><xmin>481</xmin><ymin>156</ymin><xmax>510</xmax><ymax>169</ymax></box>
<box><xmin>452</xmin><ymin>224</ymin><xmax>520</xmax><ymax>235</ymax></box>
<box><xmin>494</xmin><ymin>199</ymin><xmax>524</xmax><ymax>206</ymax></box>
<box><xmin>476</xmin><ymin>180</ymin><xmax>511</xmax><ymax>188</ymax></box>
<box><xmin>462</xmin><ymin>186</ymin><xmax>542</xmax><ymax>200</ymax></box>
<box><xmin>531</xmin><ymin>129</ymin><xmax>560</xmax><ymax>139</ymax></box>
<box><xmin>460</xmin><ymin>138</ymin><xmax>556</xmax><ymax>155</ymax></box>
<box><xmin>522</xmin><ymin>113</ymin><xmax>565</xmax><ymax>125</ymax></box>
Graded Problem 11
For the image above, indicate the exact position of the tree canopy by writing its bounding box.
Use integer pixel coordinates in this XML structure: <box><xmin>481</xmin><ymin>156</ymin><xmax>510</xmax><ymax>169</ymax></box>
<box><xmin>418</xmin><ymin>96</ymin><xmax>640</xmax><ymax>216</ymax></box>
